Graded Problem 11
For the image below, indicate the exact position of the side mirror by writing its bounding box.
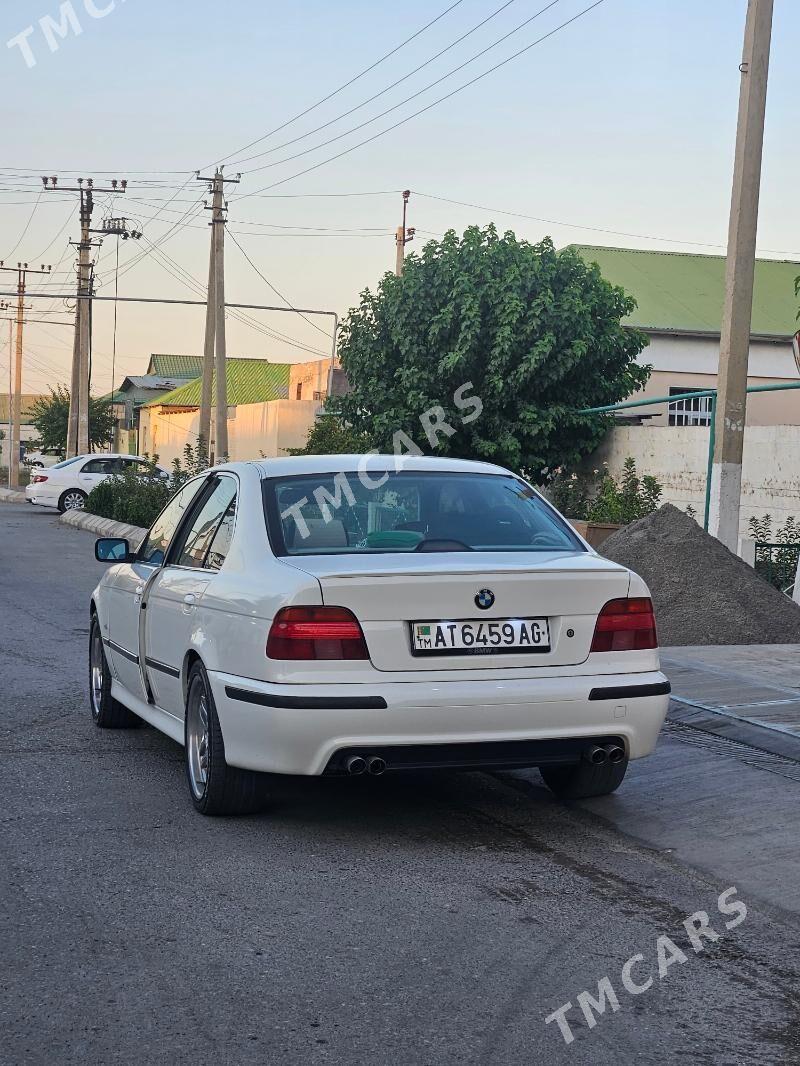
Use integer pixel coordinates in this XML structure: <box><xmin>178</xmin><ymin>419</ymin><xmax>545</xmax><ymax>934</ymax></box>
<box><xmin>95</xmin><ymin>537</ymin><xmax>132</xmax><ymax>562</ymax></box>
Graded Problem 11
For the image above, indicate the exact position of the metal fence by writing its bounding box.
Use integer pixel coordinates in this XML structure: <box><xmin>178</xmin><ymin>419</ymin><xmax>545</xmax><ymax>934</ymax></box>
<box><xmin>754</xmin><ymin>541</ymin><xmax>800</xmax><ymax>594</ymax></box>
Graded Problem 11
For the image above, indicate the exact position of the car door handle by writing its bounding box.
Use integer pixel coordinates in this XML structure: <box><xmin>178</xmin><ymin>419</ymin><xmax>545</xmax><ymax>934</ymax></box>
<box><xmin>183</xmin><ymin>594</ymin><xmax>196</xmax><ymax>606</ymax></box>
<box><xmin>134</xmin><ymin>583</ymin><xmax>144</xmax><ymax>605</ymax></box>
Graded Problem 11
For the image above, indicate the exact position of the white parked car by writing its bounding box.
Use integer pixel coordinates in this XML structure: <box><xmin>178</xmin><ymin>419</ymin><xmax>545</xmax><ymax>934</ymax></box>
<box><xmin>23</xmin><ymin>448</ymin><xmax>63</xmax><ymax>469</ymax></box>
<box><xmin>26</xmin><ymin>453</ymin><xmax>169</xmax><ymax>512</ymax></box>
<box><xmin>89</xmin><ymin>456</ymin><xmax>670</xmax><ymax>816</ymax></box>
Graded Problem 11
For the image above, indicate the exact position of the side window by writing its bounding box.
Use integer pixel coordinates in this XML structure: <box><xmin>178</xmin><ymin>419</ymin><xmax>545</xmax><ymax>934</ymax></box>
<box><xmin>205</xmin><ymin>499</ymin><xmax>236</xmax><ymax>571</ymax></box>
<box><xmin>82</xmin><ymin>457</ymin><xmax>119</xmax><ymax>475</ymax></box>
<box><xmin>138</xmin><ymin>479</ymin><xmax>206</xmax><ymax>567</ymax></box>
<box><xmin>174</xmin><ymin>477</ymin><xmax>237</xmax><ymax>569</ymax></box>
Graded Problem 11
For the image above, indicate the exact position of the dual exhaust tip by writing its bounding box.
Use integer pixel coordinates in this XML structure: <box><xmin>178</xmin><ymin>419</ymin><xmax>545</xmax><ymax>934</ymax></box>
<box><xmin>585</xmin><ymin>743</ymin><xmax>625</xmax><ymax>766</ymax></box>
<box><xmin>346</xmin><ymin>755</ymin><xmax>386</xmax><ymax>777</ymax></box>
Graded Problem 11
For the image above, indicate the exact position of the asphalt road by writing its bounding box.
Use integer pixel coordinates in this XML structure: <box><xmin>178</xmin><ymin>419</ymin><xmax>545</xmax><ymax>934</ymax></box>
<box><xmin>2</xmin><ymin>501</ymin><xmax>800</xmax><ymax>1066</ymax></box>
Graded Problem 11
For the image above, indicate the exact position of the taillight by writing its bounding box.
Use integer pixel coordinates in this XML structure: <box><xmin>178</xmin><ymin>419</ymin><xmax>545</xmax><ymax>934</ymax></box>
<box><xmin>32</xmin><ymin>474</ymin><xmax>48</xmax><ymax>484</ymax></box>
<box><xmin>590</xmin><ymin>598</ymin><xmax>657</xmax><ymax>652</ymax></box>
<box><xmin>266</xmin><ymin>606</ymin><xmax>369</xmax><ymax>660</ymax></box>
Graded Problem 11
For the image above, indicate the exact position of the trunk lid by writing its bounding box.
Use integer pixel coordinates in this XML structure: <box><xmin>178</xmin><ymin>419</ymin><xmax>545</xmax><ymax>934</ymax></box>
<box><xmin>286</xmin><ymin>551</ymin><xmax>631</xmax><ymax>671</ymax></box>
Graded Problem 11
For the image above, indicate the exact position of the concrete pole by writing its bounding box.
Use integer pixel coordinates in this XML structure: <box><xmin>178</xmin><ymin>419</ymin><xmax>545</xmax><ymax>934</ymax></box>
<box><xmin>6</xmin><ymin>318</ymin><xmax>12</xmax><ymax>483</ymax></box>
<box><xmin>198</xmin><ymin>195</ymin><xmax>216</xmax><ymax>456</ymax></box>
<box><xmin>708</xmin><ymin>0</ymin><xmax>773</xmax><ymax>550</ymax></box>
<box><xmin>395</xmin><ymin>226</ymin><xmax>405</xmax><ymax>277</ymax></box>
<box><xmin>213</xmin><ymin>170</ymin><xmax>228</xmax><ymax>461</ymax></box>
<box><xmin>66</xmin><ymin>303</ymin><xmax>80</xmax><ymax>457</ymax></box>
<box><xmin>394</xmin><ymin>190</ymin><xmax>413</xmax><ymax>277</ymax></box>
<box><xmin>9</xmin><ymin>271</ymin><xmax>24</xmax><ymax>489</ymax></box>
<box><xmin>76</xmin><ymin>191</ymin><xmax>93</xmax><ymax>455</ymax></box>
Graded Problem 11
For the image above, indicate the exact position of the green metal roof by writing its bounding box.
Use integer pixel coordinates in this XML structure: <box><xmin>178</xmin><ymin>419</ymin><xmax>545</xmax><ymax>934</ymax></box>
<box><xmin>144</xmin><ymin>359</ymin><xmax>291</xmax><ymax>408</ymax></box>
<box><xmin>571</xmin><ymin>245</ymin><xmax>800</xmax><ymax>338</ymax></box>
<box><xmin>146</xmin><ymin>354</ymin><xmax>204</xmax><ymax>379</ymax></box>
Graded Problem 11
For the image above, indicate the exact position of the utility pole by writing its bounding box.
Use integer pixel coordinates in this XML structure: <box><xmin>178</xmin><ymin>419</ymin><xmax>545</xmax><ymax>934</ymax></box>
<box><xmin>196</xmin><ymin>168</ymin><xmax>240</xmax><ymax>462</ymax></box>
<box><xmin>92</xmin><ymin>217</ymin><xmax>142</xmax><ymax>448</ymax></box>
<box><xmin>395</xmin><ymin>190</ymin><xmax>415</xmax><ymax>277</ymax></box>
<box><xmin>0</xmin><ymin>264</ymin><xmax>51</xmax><ymax>488</ymax></box>
<box><xmin>43</xmin><ymin>176</ymin><xmax>127</xmax><ymax>456</ymax></box>
<box><xmin>708</xmin><ymin>0</ymin><xmax>774</xmax><ymax>550</ymax></box>
<box><xmin>1</xmin><ymin>302</ymin><xmax>10</xmax><ymax>481</ymax></box>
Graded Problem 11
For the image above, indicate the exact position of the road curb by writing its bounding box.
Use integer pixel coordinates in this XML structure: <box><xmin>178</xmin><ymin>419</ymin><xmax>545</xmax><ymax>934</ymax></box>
<box><xmin>59</xmin><ymin>508</ymin><xmax>148</xmax><ymax>549</ymax></box>
<box><xmin>0</xmin><ymin>488</ymin><xmax>27</xmax><ymax>503</ymax></box>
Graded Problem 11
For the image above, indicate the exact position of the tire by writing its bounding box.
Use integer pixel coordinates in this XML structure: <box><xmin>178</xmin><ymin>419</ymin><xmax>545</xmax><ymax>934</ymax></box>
<box><xmin>58</xmin><ymin>488</ymin><xmax>87</xmax><ymax>513</ymax></box>
<box><xmin>184</xmin><ymin>661</ymin><xmax>266</xmax><ymax>816</ymax></box>
<box><xmin>540</xmin><ymin>755</ymin><xmax>628</xmax><ymax>800</ymax></box>
<box><xmin>89</xmin><ymin>614</ymin><xmax>139</xmax><ymax>728</ymax></box>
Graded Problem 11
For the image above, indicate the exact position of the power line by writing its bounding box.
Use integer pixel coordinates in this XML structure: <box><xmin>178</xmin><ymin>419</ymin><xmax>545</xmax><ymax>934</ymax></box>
<box><xmin>227</xmin><ymin>229</ymin><xmax>331</xmax><ymax>338</ymax></box>
<box><xmin>237</xmin><ymin>0</ymin><xmax>607</xmax><ymax>199</ymax></box>
<box><xmin>142</xmin><ymin>236</ymin><xmax>328</xmax><ymax>357</ymax></box>
<box><xmin>238</xmin><ymin>0</ymin><xmax>564</xmax><ymax>177</ymax></box>
<box><xmin>208</xmin><ymin>0</ymin><xmax>467</xmax><ymax>170</ymax></box>
<box><xmin>2</xmin><ymin>188</ymin><xmax>44</xmax><ymax>261</ymax></box>
<box><xmin>230</xmin><ymin>0</ymin><xmax>525</xmax><ymax>169</ymax></box>
<box><xmin>413</xmin><ymin>191</ymin><xmax>800</xmax><ymax>257</ymax></box>
<box><xmin>30</xmin><ymin>205</ymin><xmax>74</xmax><ymax>263</ymax></box>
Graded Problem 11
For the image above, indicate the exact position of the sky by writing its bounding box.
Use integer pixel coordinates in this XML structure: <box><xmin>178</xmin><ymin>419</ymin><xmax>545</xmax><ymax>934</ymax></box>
<box><xmin>0</xmin><ymin>0</ymin><xmax>797</xmax><ymax>396</ymax></box>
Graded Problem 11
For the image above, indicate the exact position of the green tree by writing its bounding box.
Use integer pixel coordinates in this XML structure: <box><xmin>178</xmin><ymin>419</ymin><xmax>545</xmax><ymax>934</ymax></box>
<box><xmin>334</xmin><ymin>226</ymin><xmax>650</xmax><ymax>479</ymax></box>
<box><xmin>290</xmin><ymin>410</ymin><xmax>371</xmax><ymax>455</ymax></box>
<box><xmin>29</xmin><ymin>385</ymin><xmax>115</xmax><ymax>454</ymax></box>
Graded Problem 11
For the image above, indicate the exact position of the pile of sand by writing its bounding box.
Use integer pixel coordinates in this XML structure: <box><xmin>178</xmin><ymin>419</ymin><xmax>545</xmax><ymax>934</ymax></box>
<box><xmin>600</xmin><ymin>504</ymin><xmax>800</xmax><ymax>646</ymax></box>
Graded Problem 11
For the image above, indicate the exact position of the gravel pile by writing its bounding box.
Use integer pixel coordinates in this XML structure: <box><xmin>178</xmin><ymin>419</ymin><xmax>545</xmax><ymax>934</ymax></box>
<box><xmin>600</xmin><ymin>503</ymin><xmax>800</xmax><ymax>646</ymax></box>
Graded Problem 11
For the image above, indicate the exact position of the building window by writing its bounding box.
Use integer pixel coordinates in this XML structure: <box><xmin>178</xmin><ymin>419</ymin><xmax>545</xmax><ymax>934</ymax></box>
<box><xmin>668</xmin><ymin>387</ymin><xmax>712</xmax><ymax>427</ymax></box>
<box><xmin>295</xmin><ymin>383</ymin><xmax>303</xmax><ymax>400</ymax></box>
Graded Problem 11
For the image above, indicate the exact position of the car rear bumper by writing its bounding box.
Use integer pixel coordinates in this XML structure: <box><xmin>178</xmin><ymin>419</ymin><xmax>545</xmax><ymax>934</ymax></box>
<box><xmin>25</xmin><ymin>485</ymin><xmax>58</xmax><ymax>506</ymax></box>
<box><xmin>208</xmin><ymin>669</ymin><xmax>670</xmax><ymax>775</ymax></box>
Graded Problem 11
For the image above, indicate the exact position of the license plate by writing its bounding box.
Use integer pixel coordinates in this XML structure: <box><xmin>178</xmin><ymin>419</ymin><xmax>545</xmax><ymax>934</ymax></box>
<box><xmin>411</xmin><ymin>618</ymin><xmax>550</xmax><ymax>656</ymax></box>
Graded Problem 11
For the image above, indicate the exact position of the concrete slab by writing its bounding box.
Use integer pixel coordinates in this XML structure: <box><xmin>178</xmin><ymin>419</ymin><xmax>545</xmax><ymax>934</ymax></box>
<box><xmin>661</xmin><ymin>644</ymin><xmax>800</xmax><ymax>760</ymax></box>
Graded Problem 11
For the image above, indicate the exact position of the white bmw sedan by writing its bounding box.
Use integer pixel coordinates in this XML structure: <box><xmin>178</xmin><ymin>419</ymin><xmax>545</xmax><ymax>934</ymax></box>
<box><xmin>89</xmin><ymin>455</ymin><xmax>670</xmax><ymax>815</ymax></box>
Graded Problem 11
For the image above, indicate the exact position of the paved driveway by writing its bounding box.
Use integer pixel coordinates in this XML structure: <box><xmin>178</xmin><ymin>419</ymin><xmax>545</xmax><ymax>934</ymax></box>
<box><xmin>2</xmin><ymin>503</ymin><xmax>800</xmax><ymax>1065</ymax></box>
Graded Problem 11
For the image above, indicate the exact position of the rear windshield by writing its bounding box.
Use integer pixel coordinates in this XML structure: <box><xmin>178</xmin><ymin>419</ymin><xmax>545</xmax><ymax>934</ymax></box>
<box><xmin>51</xmin><ymin>456</ymin><xmax>84</xmax><ymax>470</ymax></box>
<box><xmin>264</xmin><ymin>471</ymin><xmax>584</xmax><ymax>556</ymax></box>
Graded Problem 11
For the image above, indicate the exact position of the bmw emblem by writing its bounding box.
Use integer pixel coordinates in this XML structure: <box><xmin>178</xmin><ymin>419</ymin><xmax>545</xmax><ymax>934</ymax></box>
<box><xmin>475</xmin><ymin>588</ymin><xmax>495</xmax><ymax>610</ymax></box>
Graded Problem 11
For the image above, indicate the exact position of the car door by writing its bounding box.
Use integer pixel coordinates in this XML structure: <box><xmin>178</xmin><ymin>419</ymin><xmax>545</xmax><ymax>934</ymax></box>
<box><xmin>77</xmin><ymin>456</ymin><xmax>121</xmax><ymax>494</ymax></box>
<box><xmin>105</xmin><ymin>477</ymin><xmax>207</xmax><ymax>700</ymax></box>
<box><xmin>142</xmin><ymin>475</ymin><xmax>238</xmax><ymax>718</ymax></box>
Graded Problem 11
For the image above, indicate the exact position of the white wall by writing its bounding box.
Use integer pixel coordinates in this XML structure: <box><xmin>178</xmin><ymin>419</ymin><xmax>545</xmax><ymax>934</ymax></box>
<box><xmin>589</xmin><ymin>425</ymin><xmax>800</xmax><ymax>535</ymax></box>
<box><xmin>139</xmin><ymin>399</ymin><xmax>320</xmax><ymax>467</ymax></box>
<box><xmin>639</xmin><ymin>334</ymin><xmax>796</xmax><ymax>379</ymax></box>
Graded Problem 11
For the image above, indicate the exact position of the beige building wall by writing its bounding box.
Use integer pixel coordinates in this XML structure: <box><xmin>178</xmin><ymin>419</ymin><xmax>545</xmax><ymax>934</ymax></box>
<box><xmin>289</xmin><ymin>358</ymin><xmax>332</xmax><ymax>402</ymax></box>
<box><xmin>629</xmin><ymin>334</ymin><xmax>799</xmax><ymax>426</ymax></box>
<box><xmin>139</xmin><ymin>398</ymin><xmax>321</xmax><ymax>467</ymax></box>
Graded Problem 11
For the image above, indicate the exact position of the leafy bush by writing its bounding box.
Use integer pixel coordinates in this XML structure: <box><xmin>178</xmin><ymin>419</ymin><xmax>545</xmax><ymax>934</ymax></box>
<box><xmin>334</xmin><ymin>226</ymin><xmax>650</xmax><ymax>479</ymax></box>
<box><xmin>289</xmin><ymin>409</ymin><xmax>371</xmax><ymax>456</ymax></box>
<box><xmin>545</xmin><ymin>457</ymin><xmax>662</xmax><ymax>524</ymax></box>
<box><xmin>86</xmin><ymin>443</ymin><xmax>210</xmax><ymax>528</ymax></box>
<box><xmin>747</xmin><ymin>514</ymin><xmax>800</xmax><ymax>544</ymax></box>
<box><xmin>748</xmin><ymin>514</ymin><xmax>800</xmax><ymax>593</ymax></box>
<box><xmin>586</xmin><ymin>458</ymin><xmax>662</xmax><ymax>524</ymax></box>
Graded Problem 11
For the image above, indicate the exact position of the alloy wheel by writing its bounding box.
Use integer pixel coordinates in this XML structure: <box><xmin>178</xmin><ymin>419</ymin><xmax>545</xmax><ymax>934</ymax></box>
<box><xmin>63</xmin><ymin>491</ymin><xmax>85</xmax><ymax>511</ymax></box>
<box><xmin>186</xmin><ymin>684</ymin><xmax>210</xmax><ymax>800</ymax></box>
<box><xmin>90</xmin><ymin>626</ymin><xmax>104</xmax><ymax>720</ymax></box>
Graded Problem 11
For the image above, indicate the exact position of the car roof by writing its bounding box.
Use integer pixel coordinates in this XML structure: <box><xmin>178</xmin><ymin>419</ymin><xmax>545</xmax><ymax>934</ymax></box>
<box><xmin>233</xmin><ymin>454</ymin><xmax>512</xmax><ymax>478</ymax></box>
<box><xmin>73</xmin><ymin>453</ymin><xmax>152</xmax><ymax>460</ymax></box>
